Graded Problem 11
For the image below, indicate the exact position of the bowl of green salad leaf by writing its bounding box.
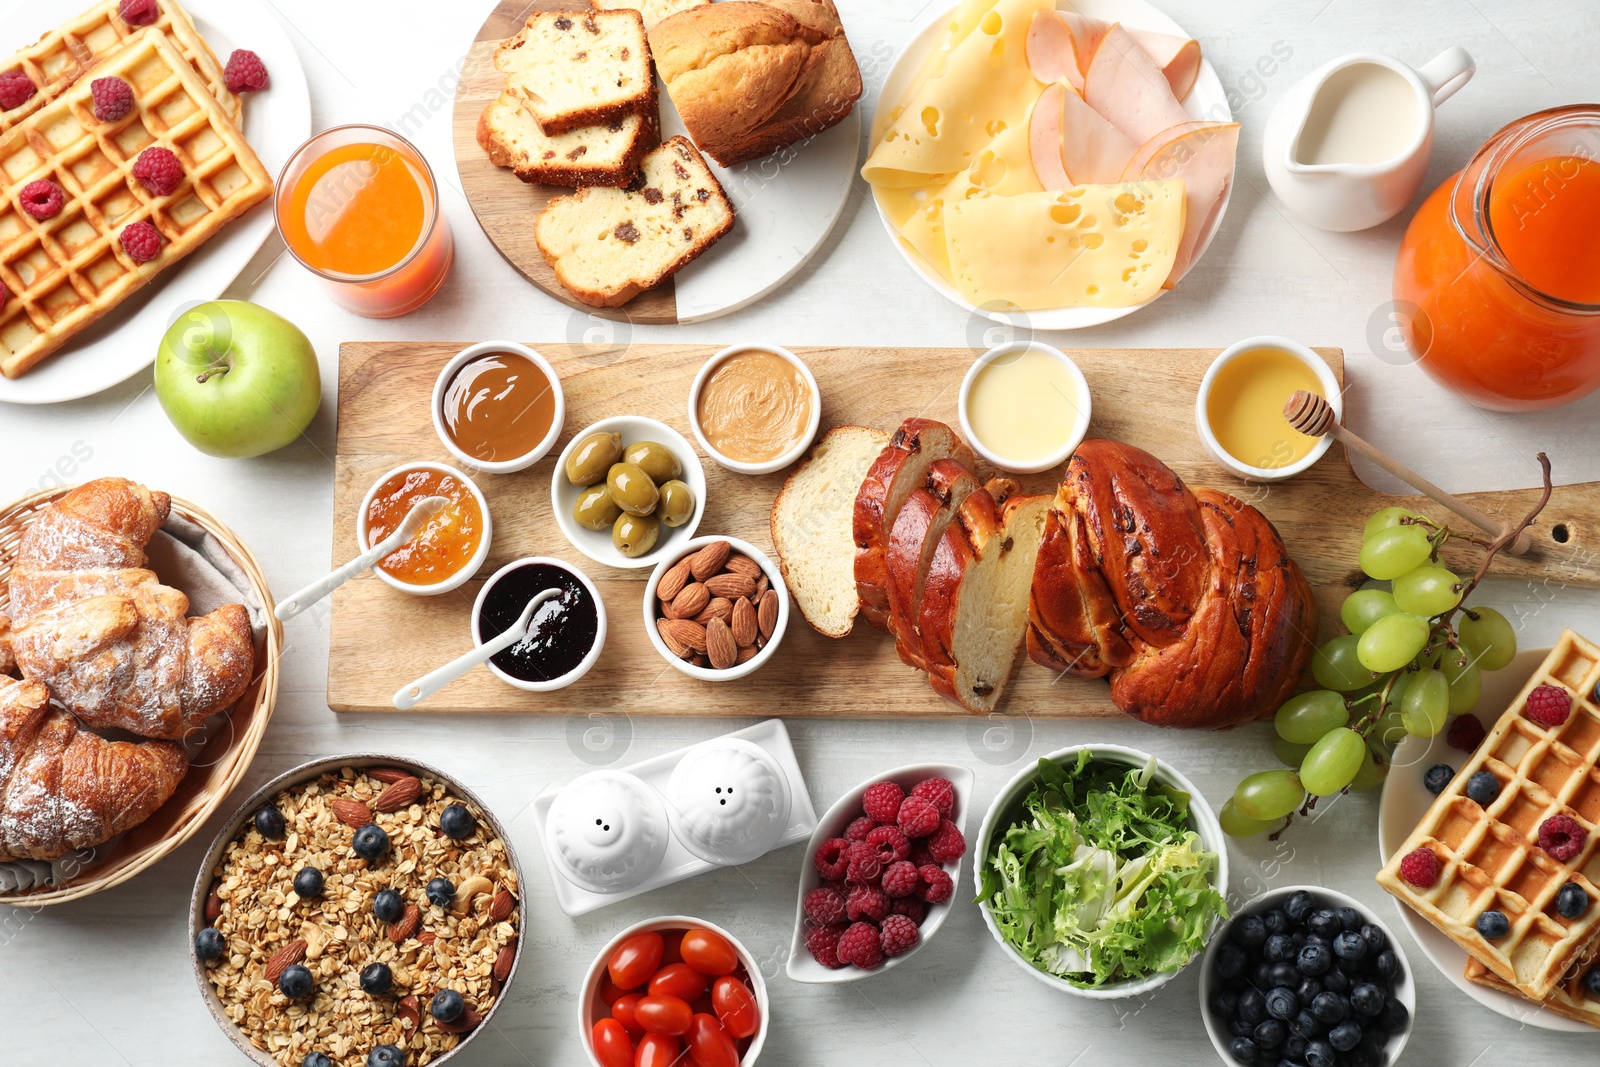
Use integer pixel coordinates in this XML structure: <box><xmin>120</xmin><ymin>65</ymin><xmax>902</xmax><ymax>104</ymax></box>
<box><xmin>975</xmin><ymin>744</ymin><xmax>1230</xmax><ymax>998</ymax></box>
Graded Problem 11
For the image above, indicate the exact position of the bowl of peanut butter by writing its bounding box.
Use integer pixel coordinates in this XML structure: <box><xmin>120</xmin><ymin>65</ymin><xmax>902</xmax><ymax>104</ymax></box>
<box><xmin>688</xmin><ymin>345</ymin><xmax>821</xmax><ymax>476</ymax></box>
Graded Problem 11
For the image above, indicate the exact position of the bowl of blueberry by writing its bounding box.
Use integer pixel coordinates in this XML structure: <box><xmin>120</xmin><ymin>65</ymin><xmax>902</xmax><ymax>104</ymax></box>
<box><xmin>1199</xmin><ymin>885</ymin><xmax>1414</xmax><ymax>1067</ymax></box>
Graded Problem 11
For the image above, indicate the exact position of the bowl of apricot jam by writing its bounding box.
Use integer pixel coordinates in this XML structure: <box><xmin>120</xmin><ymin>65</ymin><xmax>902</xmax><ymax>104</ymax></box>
<box><xmin>357</xmin><ymin>462</ymin><xmax>493</xmax><ymax>596</ymax></box>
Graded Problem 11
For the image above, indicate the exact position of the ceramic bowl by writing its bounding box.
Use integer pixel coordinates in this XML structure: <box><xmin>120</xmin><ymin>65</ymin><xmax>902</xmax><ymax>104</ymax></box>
<box><xmin>472</xmin><ymin>556</ymin><xmax>607</xmax><ymax>692</ymax></box>
<box><xmin>356</xmin><ymin>461</ymin><xmax>492</xmax><ymax>596</ymax></box>
<box><xmin>687</xmin><ymin>343</ymin><xmax>823</xmax><ymax>476</ymax></box>
<box><xmin>551</xmin><ymin>416</ymin><xmax>708</xmax><ymax>571</ymax></box>
<box><xmin>958</xmin><ymin>341</ymin><xmax>1092</xmax><ymax>474</ymax></box>
<box><xmin>188</xmin><ymin>754</ymin><xmax>526</xmax><ymax>1067</ymax></box>
<box><xmin>545</xmin><ymin>769</ymin><xmax>672</xmax><ymax>894</ymax></box>
<box><xmin>667</xmin><ymin>737</ymin><xmax>793</xmax><ymax>866</ymax></box>
<box><xmin>1197</xmin><ymin>885</ymin><xmax>1415</xmax><ymax>1066</ymax></box>
<box><xmin>787</xmin><ymin>762</ymin><xmax>974</xmax><ymax>983</ymax></box>
<box><xmin>974</xmin><ymin>743</ymin><xmax>1228</xmax><ymax>999</ymax></box>
<box><xmin>642</xmin><ymin>535</ymin><xmax>790</xmax><ymax>681</ymax></box>
<box><xmin>1195</xmin><ymin>336</ymin><xmax>1342</xmax><ymax>482</ymax></box>
<box><xmin>580</xmin><ymin>916</ymin><xmax>770</xmax><ymax>1067</ymax></box>
<box><xmin>431</xmin><ymin>340</ymin><xmax>565</xmax><ymax>473</ymax></box>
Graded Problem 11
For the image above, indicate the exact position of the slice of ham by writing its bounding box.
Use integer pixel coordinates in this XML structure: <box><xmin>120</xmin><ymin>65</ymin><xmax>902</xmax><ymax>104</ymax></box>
<box><xmin>1084</xmin><ymin>24</ymin><xmax>1192</xmax><ymax>148</ymax></box>
<box><xmin>1122</xmin><ymin>120</ymin><xmax>1240</xmax><ymax>286</ymax></box>
<box><xmin>1028</xmin><ymin>82</ymin><xmax>1074</xmax><ymax>189</ymax></box>
<box><xmin>1028</xmin><ymin>79</ymin><xmax>1136</xmax><ymax>186</ymax></box>
<box><xmin>1026</xmin><ymin>10</ymin><xmax>1201</xmax><ymax>100</ymax></box>
<box><xmin>1129</xmin><ymin>28</ymin><xmax>1201</xmax><ymax>100</ymax></box>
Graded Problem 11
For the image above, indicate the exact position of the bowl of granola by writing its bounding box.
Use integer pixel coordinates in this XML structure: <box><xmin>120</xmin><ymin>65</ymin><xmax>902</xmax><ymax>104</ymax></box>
<box><xmin>188</xmin><ymin>755</ymin><xmax>524</xmax><ymax>1067</ymax></box>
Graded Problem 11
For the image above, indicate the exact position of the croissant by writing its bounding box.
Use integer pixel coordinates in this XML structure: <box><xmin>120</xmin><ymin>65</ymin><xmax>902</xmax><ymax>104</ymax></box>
<box><xmin>1027</xmin><ymin>439</ymin><xmax>1316</xmax><ymax>729</ymax></box>
<box><xmin>7</xmin><ymin>479</ymin><xmax>254</xmax><ymax>740</ymax></box>
<box><xmin>0</xmin><ymin>678</ymin><xmax>188</xmax><ymax>861</ymax></box>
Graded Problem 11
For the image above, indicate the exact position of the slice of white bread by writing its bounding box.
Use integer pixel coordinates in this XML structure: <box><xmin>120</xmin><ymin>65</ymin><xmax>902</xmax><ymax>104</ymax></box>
<box><xmin>884</xmin><ymin>459</ymin><xmax>981</xmax><ymax>670</ymax></box>
<box><xmin>479</xmin><ymin>91</ymin><xmax>657</xmax><ymax>187</ymax></box>
<box><xmin>592</xmin><ymin>0</ymin><xmax>709</xmax><ymax>31</ymax></box>
<box><xmin>495</xmin><ymin>8</ymin><xmax>654</xmax><ymax>135</ymax></box>
<box><xmin>771</xmin><ymin>425</ymin><xmax>891</xmax><ymax>638</ymax></box>
<box><xmin>535</xmin><ymin>137</ymin><xmax>735</xmax><ymax>307</ymax></box>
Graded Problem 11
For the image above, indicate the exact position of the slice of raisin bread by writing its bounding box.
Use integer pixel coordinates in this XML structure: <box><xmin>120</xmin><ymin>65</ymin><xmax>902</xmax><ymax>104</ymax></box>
<box><xmin>884</xmin><ymin>459</ymin><xmax>981</xmax><ymax>670</ymax></box>
<box><xmin>478</xmin><ymin>91</ymin><xmax>657</xmax><ymax>187</ymax></box>
<box><xmin>495</xmin><ymin>8</ymin><xmax>654</xmax><ymax>135</ymax></box>
<box><xmin>535</xmin><ymin>137</ymin><xmax>735</xmax><ymax>307</ymax></box>
<box><xmin>592</xmin><ymin>0</ymin><xmax>709</xmax><ymax>31</ymax></box>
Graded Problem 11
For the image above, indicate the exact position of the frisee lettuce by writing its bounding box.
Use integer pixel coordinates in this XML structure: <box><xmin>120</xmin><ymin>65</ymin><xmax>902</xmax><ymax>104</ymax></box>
<box><xmin>978</xmin><ymin>751</ymin><xmax>1228</xmax><ymax>987</ymax></box>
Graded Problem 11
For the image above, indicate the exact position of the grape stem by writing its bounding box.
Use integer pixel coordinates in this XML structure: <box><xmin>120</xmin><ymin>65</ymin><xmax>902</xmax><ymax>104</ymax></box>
<box><xmin>1437</xmin><ymin>452</ymin><xmax>1553</xmax><ymax>631</ymax></box>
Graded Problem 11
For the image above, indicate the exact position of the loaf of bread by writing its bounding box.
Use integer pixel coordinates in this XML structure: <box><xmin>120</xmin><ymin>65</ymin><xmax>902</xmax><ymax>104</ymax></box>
<box><xmin>478</xmin><ymin>90</ymin><xmax>657</xmax><ymax>187</ymax></box>
<box><xmin>494</xmin><ymin>8</ymin><xmax>654</xmax><ymax>135</ymax></box>
<box><xmin>591</xmin><ymin>0</ymin><xmax>709</xmax><ymax>30</ymax></box>
<box><xmin>883</xmin><ymin>460</ymin><xmax>981</xmax><ymax>671</ymax></box>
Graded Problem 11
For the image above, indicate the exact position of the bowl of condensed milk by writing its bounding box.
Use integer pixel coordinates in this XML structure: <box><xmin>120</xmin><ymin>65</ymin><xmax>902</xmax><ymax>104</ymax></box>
<box><xmin>432</xmin><ymin>341</ymin><xmax>565</xmax><ymax>474</ymax></box>
<box><xmin>688</xmin><ymin>344</ymin><xmax>821</xmax><ymax>476</ymax></box>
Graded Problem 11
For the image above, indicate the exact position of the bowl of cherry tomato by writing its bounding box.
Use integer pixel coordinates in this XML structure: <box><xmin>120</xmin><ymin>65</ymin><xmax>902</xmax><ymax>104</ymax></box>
<box><xmin>583</xmin><ymin>917</ymin><xmax>768</xmax><ymax>1067</ymax></box>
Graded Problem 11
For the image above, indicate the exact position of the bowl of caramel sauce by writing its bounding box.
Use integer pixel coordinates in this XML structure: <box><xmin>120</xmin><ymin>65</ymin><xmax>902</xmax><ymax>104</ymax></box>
<box><xmin>688</xmin><ymin>345</ymin><xmax>821</xmax><ymax>476</ymax></box>
<box><xmin>432</xmin><ymin>341</ymin><xmax>565</xmax><ymax>474</ymax></box>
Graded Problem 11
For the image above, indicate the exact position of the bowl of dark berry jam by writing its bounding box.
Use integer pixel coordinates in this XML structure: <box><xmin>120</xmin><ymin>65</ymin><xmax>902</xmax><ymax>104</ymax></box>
<box><xmin>473</xmin><ymin>558</ymin><xmax>607</xmax><ymax>692</ymax></box>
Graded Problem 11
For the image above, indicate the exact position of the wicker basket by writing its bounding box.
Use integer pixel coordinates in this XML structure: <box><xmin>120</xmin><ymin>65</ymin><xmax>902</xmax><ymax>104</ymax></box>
<box><xmin>0</xmin><ymin>485</ymin><xmax>281</xmax><ymax>906</ymax></box>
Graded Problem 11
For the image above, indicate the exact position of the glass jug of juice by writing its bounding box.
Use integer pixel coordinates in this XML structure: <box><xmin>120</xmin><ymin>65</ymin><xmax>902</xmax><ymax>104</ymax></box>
<box><xmin>1393</xmin><ymin>105</ymin><xmax>1600</xmax><ymax>411</ymax></box>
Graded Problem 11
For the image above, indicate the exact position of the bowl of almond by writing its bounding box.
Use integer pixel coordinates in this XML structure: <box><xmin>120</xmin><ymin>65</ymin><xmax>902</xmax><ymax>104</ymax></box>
<box><xmin>643</xmin><ymin>537</ymin><xmax>789</xmax><ymax>681</ymax></box>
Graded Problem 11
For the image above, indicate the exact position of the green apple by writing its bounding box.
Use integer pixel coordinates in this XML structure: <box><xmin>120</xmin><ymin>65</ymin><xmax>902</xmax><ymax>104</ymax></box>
<box><xmin>155</xmin><ymin>300</ymin><xmax>322</xmax><ymax>458</ymax></box>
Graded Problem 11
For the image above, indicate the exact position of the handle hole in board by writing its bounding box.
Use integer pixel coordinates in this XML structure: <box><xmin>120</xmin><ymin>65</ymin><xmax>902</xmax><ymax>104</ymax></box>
<box><xmin>1552</xmin><ymin>523</ymin><xmax>1571</xmax><ymax>544</ymax></box>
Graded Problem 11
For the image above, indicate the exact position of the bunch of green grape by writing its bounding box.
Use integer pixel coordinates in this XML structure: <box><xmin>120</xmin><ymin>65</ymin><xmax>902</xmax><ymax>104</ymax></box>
<box><xmin>1220</xmin><ymin>506</ymin><xmax>1518</xmax><ymax>837</ymax></box>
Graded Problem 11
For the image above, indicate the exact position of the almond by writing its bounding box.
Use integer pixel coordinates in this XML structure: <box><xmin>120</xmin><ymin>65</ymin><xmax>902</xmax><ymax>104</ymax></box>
<box><xmin>691</xmin><ymin>653</ymin><xmax>710</xmax><ymax>668</ymax></box>
<box><xmin>417</xmin><ymin>930</ymin><xmax>437</xmax><ymax>946</ymax></box>
<box><xmin>205</xmin><ymin>881</ymin><xmax>222</xmax><ymax>923</ymax></box>
<box><xmin>489</xmin><ymin>888</ymin><xmax>515</xmax><ymax>922</ymax></box>
<box><xmin>452</xmin><ymin>874</ymin><xmax>494</xmax><ymax>916</ymax></box>
<box><xmin>669</xmin><ymin>582</ymin><xmax>709</xmax><ymax>620</ymax></box>
<box><xmin>756</xmin><ymin>574</ymin><xmax>770</xmax><ymax>599</ymax></box>
<box><xmin>665</xmin><ymin>618</ymin><xmax>708</xmax><ymax>653</ymax></box>
<box><xmin>736</xmin><ymin>644</ymin><xmax>760</xmax><ymax>664</ymax></box>
<box><xmin>373</xmin><ymin>775</ymin><xmax>423</xmax><ymax>813</ymax></box>
<box><xmin>330</xmin><ymin>798</ymin><xmax>373</xmax><ymax>828</ymax></box>
<box><xmin>758</xmin><ymin>589</ymin><xmax>779</xmax><ymax>639</ymax></box>
<box><xmin>367</xmin><ymin>766</ymin><xmax>412</xmax><ymax>784</ymax></box>
<box><xmin>388</xmin><ymin>904</ymin><xmax>421</xmax><ymax>943</ymax></box>
<box><xmin>435</xmin><ymin>1004</ymin><xmax>484</xmax><ymax>1034</ymax></box>
<box><xmin>705</xmin><ymin>573</ymin><xmax>756</xmax><ymax>600</ymax></box>
<box><xmin>493</xmin><ymin>942</ymin><xmax>516</xmax><ymax>982</ymax></box>
<box><xmin>263</xmin><ymin>939</ymin><xmax>307</xmax><ymax>984</ymax></box>
<box><xmin>725</xmin><ymin>553</ymin><xmax>761</xmax><ymax>579</ymax></box>
<box><xmin>657</xmin><ymin>557</ymin><xmax>694</xmax><ymax>602</ymax></box>
<box><xmin>706</xmin><ymin>617</ymin><xmax>737</xmax><ymax>670</ymax></box>
<box><xmin>692</xmin><ymin>596</ymin><xmax>732</xmax><ymax>625</ymax></box>
<box><xmin>396</xmin><ymin>994</ymin><xmax>421</xmax><ymax>1031</ymax></box>
<box><xmin>731</xmin><ymin>597</ymin><xmax>758</xmax><ymax>647</ymax></box>
<box><xmin>690</xmin><ymin>540</ymin><xmax>731</xmax><ymax>580</ymax></box>
<box><xmin>657</xmin><ymin>618</ymin><xmax>692</xmax><ymax>659</ymax></box>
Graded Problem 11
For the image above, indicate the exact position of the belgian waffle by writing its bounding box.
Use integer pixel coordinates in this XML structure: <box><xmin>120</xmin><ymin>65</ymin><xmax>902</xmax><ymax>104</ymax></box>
<box><xmin>0</xmin><ymin>0</ymin><xmax>237</xmax><ymax>136</ymax></box>
<box><xmin>0</xmin><ymin>29</ymin><xmax>271</xmax><ymax>379</ymax></box>
<box><xmin>1464</xmin><ymin>956</ymin><xmax>1600</xmax><ymax>1029</ymax></box>
<box><xmin>1377</xmin><ymin>629</ymin><xmax>1600</xmax><ymax>1001</ymax></box>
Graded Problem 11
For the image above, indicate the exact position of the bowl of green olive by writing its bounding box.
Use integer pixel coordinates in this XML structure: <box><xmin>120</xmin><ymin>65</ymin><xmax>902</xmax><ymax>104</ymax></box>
<box><xmin>552</xmin><ymin>416</ymin><xmax>708</xmax><ymax>570</ymax></box>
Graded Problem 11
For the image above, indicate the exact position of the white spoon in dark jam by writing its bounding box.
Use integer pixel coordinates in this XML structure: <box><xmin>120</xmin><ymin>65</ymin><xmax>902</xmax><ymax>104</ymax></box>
<box><xmin>392</xmin><ymin>587</ymin><xmax>561</xmax><ymax>709</ymax></box>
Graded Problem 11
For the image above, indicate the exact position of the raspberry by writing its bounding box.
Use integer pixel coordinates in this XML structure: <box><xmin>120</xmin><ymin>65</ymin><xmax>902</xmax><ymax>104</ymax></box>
<box><xmin>18</xmin><ymin>180</ymin><xmax>64</xmax><ymax>220</ymax></box>
<box><xmin>1539</xmin><ymin>815</ymin><xmax>1588</xmax><ymax>863</ymax></box>
<box><xmin>91</xmin><ymin>76</ymin><xmax>134</xmax><ymax>122</ymax></box>
<box><xmin>835</xmin><ymin>921</ymin><xmax>882</xmax><ymax>969</ymax></box>
<box><xmin>1447</xmin><ymin>713</ymin><xmax>1486</xmax><ymax>752</ymax></box>
<box><xmin>891</xmin><ymin>896</ymin><xmax>927</xmax><ymax>925</ymax></box>
<box><xmin>897</xmin><ymin>795</ymin><xmax>940</xmax><ymax>838</ymax></box>
<box><xmin>805</xmin><ymin>923</ymin><xmax>845</xmax><ymax>969</ymax></box>
<box><xmin>846</xmin><ymin>884</ymin><xmax>889</xmax><ymax>923</ymax></box>
<box><xmin>812</xmin><ymin>838</ymin><xmax>849</xmax><ymax>880</ymax></box>
<box><xmin>0</xmin><ymin>280</ymin><xmax>8</xmax><ymax>305</ymax></box>
<box><xmin>1399</xmin><ymin>848</ymin><xmax>1440</xmax><ymax>888</ymax></box>
<box><xmin>803</xmin><ymin>885</ymin><xmax>847</xmax><ymax>925</ymax></box>
<box><xmin>864</xmin><ymin>824</ymin><xmax>910</xmax><ymax>865</ymax></box>
<box><xmin>926</xmin><ymin>819</ymin><xmax>967</xmax><ymax>863</ymax></box>
<box><xmin>880</xmin><ymin>913</ymin><xmax>920</xmax><ymax>957</ymax></box>
<box><xmin>881</xmin><ymin>860</ymin><xmax>920</xmax><ymax>898</ymax></box>
<box><xmin>132</xmin><ymin>147</ymin><xmax>183</xmax><ymax>196</ymax></box>
<box><xmin>843</xmin><ymin>815</ymin><xmax>876</xmax><ymax>842</ymax></box>
<box><xmin>908</xmin><ymin>841</ymin><xmax>936</xmax><ymax>868</ymax></box>
<box><xmin>119</xmin><ymin>0</ymin><xmax>158</xmax><ymax>26</ymax></box>
<box><xmin>224</xmin><ymin>49</ymin><xmax>270</xmax><ymax>94</ymax></box>
<box><xmin>120</xmin><ymin>220</ymin><xmax>163</xmax><ymax>263</ymax></box>
<box><xmin>0</xmin><ymin>70</ymin><xmax>37</xmax><ymax>111</ymax></box>
<box><xmin>911</xmin><ymin>776</ymin><xmax>956</xmax><ymax>817</ymax></box>
<box><xmin>918</xmin><ymin>864</ymin><xmax>954</xmax><ymax>903</ymax></box>
<box><xmin>1526</xmin><ymin>685</ymin><xmax>1572</xmax><ymax>728</ymax></box>
<box><xmin>845</xmin><ymin>841</ymin><xmax>883</xmax><ymax>885</ymax></box>
<box><xmin>861</xmin><ymin>781</ymin><xmax>904</xmax><ymax>825</ymax></box>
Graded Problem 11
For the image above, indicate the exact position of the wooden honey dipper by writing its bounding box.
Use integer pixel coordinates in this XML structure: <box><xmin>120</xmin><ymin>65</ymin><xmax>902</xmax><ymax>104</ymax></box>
<box><xmin>1284</xmin><ymin>390</ymin><xmax>1532</xmax><ymax>556</ymax></box>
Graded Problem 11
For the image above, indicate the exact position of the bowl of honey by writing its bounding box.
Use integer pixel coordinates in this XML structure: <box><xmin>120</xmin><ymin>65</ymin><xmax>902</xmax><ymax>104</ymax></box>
<box><xmin>432</xmin><ymin>342</ymin><xmax>565</xmax><ymax>474</ymax></box>
<box><xmin>357</xmin><ymin>462</ymin><xmax>493</xmax><ymax>596</ymax></box>
<box><xmin>1196</xmin><ymin>336</ymin><xmax>1341</xmax><ymax>482</ymax></box>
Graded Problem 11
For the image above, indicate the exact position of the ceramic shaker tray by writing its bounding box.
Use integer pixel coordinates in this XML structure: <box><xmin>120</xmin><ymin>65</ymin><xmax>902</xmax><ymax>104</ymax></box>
<box><xmin>327</xmin><ymin>341</ymin><xmax>1600</xmax><ymax>716</ymax></box>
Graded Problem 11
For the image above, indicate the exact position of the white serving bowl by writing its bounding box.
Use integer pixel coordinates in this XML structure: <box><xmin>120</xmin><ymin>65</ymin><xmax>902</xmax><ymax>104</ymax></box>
<box><xmin>786</xmin><ymin>762</ymin><xmax>974</xmax><ymax>984</ymax></box>
<box><xmin>579</xmin><ymin>916</ymin><xmax>770</xmax><ymax>1067</ymax></box>
<box><xmin>973</xmin><ymin>743</ymin><xmax>1228</xmax><ymax>999</ymax></box>
<box><xmin>431</xmin><ymin>340</ymin><xmax>565</xmax><ymax>473</ymax></box>
<box><xmin>687</xmin><ymin>343</ymin><xmax>823</xmax><ymax>475</ymax></box>
<box><xmin>1195</xmin><ymin>335</ymin><xmax>1342</xmax><ymax>482</ymax></box>
<box><xmin>356</xmin><ymin>461</ymin><xmax>492</xmax><ymax>596</ymax></box>
<box><xmin>1197</xmin><ymin>885</ymin><xmax>1415</xmax><ymax>1067</ymax></box>
<box><xmin>957</xmin><ymin>341</ymin><xmax>1092</xmax><ymax>474</ymax></box>
<box><xmin>471</xmin><ymin>556</ymin><xmax>606</xmax><ymax>692</ymax></box>
<box><xmin>642</xmin><ymin>536</ymin><xmax>790</xmax><ymax>681</ymax></box>
<box><xmin>551</xmin><ymin>416</ymin><xmax>708</xmax><ymax>570</ymax></box>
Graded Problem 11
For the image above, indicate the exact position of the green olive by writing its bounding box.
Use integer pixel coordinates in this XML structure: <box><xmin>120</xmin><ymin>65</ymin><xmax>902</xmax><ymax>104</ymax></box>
<box><xmin>606</xmin><ymin>462</ymin><xmax>659</xmax><ymax>516</ymax></box>
<box><xmin>612</xmin><ymin>512</ymin><xmax>660</xmax><ymax>557</ymax></box>
<box><xmin>564</xmin><ymin>431</ymin><xmax>624</xmax><ymax>486</ymax></box>
<box><xmin>657</xmin><ymin>479</ymin><xmax>695</xmax><ymax>528</ymax></box>
<box><xmin>572</xmin><ymin>484</ymin><xmax>621</xmax><ymax>531</ymax></box>
<box><xmin>623</xmin><ymin>440</ymin><xmax>682</xmax><ymax>484</ymax></box>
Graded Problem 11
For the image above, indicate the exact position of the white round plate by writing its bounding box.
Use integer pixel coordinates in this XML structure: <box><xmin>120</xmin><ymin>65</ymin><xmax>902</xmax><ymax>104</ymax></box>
<box><xmin>870</xmin><ymin>0</ymin><xmax>1234</xmax><ymax>330</ymax></box>
<box><xmin>0</xmin><ymin>0</ymin><xmax>311</xmax><ymax>405</ymax></box>
<box><xmin>1376</xmin><ymin>645</ymin><xmax>1592</xmax><ymax>1032</ymax></box>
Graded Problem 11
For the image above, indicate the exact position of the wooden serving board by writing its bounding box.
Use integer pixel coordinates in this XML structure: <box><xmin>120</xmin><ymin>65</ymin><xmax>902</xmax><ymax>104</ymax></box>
<box><xmin>329</xmin><ymin>343</ymin><xmax>1600</xmax><ymax>717</ymax></box>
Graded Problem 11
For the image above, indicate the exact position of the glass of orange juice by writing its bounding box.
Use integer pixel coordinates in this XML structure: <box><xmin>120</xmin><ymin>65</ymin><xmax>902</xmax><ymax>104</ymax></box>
<box><xmin>274</xmin><ymin>125</ymin><xmax>453</xmax><ymax>318</ymax></box>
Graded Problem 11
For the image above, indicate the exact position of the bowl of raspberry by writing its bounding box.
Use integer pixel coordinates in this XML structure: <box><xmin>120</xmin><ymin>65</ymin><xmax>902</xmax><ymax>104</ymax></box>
<box><xmin>787</xmin><ymin>763</ymin><xmax>974</xmax><ymax>982</ymax></box>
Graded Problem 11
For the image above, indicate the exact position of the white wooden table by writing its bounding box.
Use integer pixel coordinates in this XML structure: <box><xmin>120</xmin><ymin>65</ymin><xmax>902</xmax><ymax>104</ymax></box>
<box><xmin>3</xmin><ymin>1</ymin><xmax>1599</xmax><ymax>1064</ymax></box>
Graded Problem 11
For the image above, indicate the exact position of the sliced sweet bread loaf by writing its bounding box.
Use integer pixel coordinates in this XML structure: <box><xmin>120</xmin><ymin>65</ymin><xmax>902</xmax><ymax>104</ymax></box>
<box><xmin>884</xmin><ymin>459</ymin><xmax>981</xmax><ymax>670</ymax></box>
<box><xmin>478</xmin><ymin>91</ymin><xmax>657</xmax><ymax>187</ymax></box>
<box><xmin>495</xmin><ymin>8</ymin><xmax>654</xmax><ymax>135</ymax></box>
<box><xmin>591</xmin><ymin>0</ymin><xmax>709</xmax><ymax>31</ymax></box>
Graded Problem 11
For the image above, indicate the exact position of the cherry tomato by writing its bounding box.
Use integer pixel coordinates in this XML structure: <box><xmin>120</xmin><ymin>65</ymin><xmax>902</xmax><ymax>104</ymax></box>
<box><xmin>635</xmin><ymin>1031</ymin><xmax>679</xmax><ymax>1067</ymax></box>
<box><xmin>608</xmin><ymin>932</ymin><xmax>665</xmax><ymax>990</ymax></box>
<box><xmin>680</xmin><ymin>928</ymin><xmax>739</xmax><ymax>977</ymax></box>
<box><xmin>691</xmin><ymin>991</ymin><xmax>715</xmax><ymax>1017</ymax></box>
<box><xmin>685</xmin><ymin>1013</ymin><xmax>740</xmax><ymax>1067</ymax></box>
<box><xmin>649</xmin><ymin>962</ymin><xmax>709</xmax><ymax>1001</ymax></box>
<box><xmin>592</xmin><ymin>1018</ymin><xmax>634</xmax><ymax>1067</ymax></box>
<box><xmin>635</xmin><ymin>994</ymin><xmax>693</xmax><ymax>1036</ymax></box>
<box><xmin>611</xmin><ymin>993</ymin><xmax>645</xmax><ymax>1037</ymax></box>
<box><xmin>711</xmin><ymin>975</ymin><xmax>760</xmax><ymax>1039</ymax></box>
<box><xmin>599</xmin><ymin>973</ymin><xmax>629</xmax><ymax>1006</ymax></box>
<box><xmin>659</xmin><ymin>931</ymin><xmax>684</xmax><ymax>967</ymax></box>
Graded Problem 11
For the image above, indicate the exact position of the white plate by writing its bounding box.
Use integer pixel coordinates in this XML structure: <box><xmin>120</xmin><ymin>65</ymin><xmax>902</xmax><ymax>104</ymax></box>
<box><xmin>1376</xmin><ymin>646</ymin><xmax>1592</xmax><ymax>1033</ymax></box>
<box><xmin>0</xmin><ymin>0</ymin><xmax>311</xmax><ymax>405</ymax></box>
<box><xmin>869</xmin><ymin>0</ymin><xmax>1234</xmax><ymax>330</ymax></box>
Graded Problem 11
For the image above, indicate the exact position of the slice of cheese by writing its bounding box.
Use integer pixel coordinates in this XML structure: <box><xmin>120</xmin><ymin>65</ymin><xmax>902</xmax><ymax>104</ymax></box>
<box><xmin>943</xmin><ymin>182</ymin><xmax>1185</xmax><ymax>310</ymax></box>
